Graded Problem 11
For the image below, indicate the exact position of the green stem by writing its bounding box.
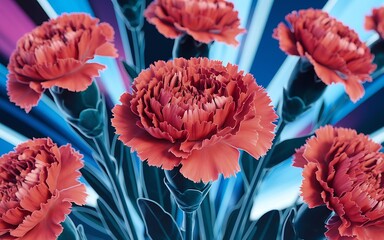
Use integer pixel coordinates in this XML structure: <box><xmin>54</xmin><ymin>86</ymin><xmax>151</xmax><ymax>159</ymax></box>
<box><xmin>183</xmin><ymin>211</ymin><xmax>196</xmax><ymax>240</ymax></box>
<box><xmin>229</xmin><ymin>120</ymin><xmax>286</xmax><ymax>240</ymax></box>
<box><xmin>197</xmin><ymin>196</ymin><xmax>214</xmax><ymax>240</ymax></box>
<box><xmin>132</xmin><ymin>29</ymin><xmax>144</xmax><ymax>70</ymax></box>
<box><xmin>94</xmin><ymin>136</ymin><xmax>137</xmax><ymax>240</ymax></box>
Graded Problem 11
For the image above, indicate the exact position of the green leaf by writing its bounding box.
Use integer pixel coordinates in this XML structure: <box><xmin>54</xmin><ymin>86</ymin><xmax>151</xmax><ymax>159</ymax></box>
<box><xmin>247</xmin><ymin>210</ymin><xmax>280</xmax><ymax>240</ymax></box>
<box><xmin>267</xmin><ymin>134</ymin><xmax>313</xmax><ymax>168</ymax></box>
<box><xmin>80</xmin><ymin>165</ymin><xmax>122</xmax><ymax>219</ymax></box>
<box><xmin>96</xmin><ymin>198</ymin><xmax>130</xmax><ymax>240</ymax></box>
<box><xmin>72</xmin><ymin>206</ymin><xmax>105</xmax><ymax>234</ymax></box>
<box><xmin>141</xmin><ymin>161</ymin><xmax>176</xmax><ymax>217</ymax></box>
<box><xmin>111</xmin><ymin>135</ymin><xmax>141</xmax><ymax>214</ymax></box>
<box><xmin>58</xmin><ymin>216</ymin><xmax>79</xmax><ymax>240</ymax></box>
<box><xmin>76</xmin><ymin>225</ymin><xmax>88</xmax><ymax>240</ymax></box>
<box><xmin>316</xmin><ymin>100</ymin><xmax>325</xmax><ymax>124</ymax></box>
<box><xmin>122</xmin><ymin>61</ymin><xmax>139</xmax><ymax>80</ymax></box>
<box><xmin>281</xmin><ymin>209</ymin><xmax>296</xmax><ymax>240</ymax></box>
<box><xmin>197</xmin><ymin>195</ymin><xmax>215</xmax><ymax>240</ymax></box>
<box><xmin>240</xmin><ymin>151</ymin><xmax>259</xmax><ymax>187</ymax></box>
<box><xmin>294</xmin><ymin>204</ymin><xmax>331</xmax><ymax>240</ymax></box>
<box><xmin>137</xmin><ymin>198</ymin><xmax>182</xmax><ymax>240</ymax></box>
<box><xmin>223</xmin><ymin>204</ymin><xmax>240</xmax><ymax>239</ymax></box>
<box><xmin>222</xmin><ymin>197</ymin><xmax>252</xmax><ymax>240</ymax></box>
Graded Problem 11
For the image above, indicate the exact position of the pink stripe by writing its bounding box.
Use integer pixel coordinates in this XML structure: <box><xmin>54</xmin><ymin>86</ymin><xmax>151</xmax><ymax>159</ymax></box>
<box><xmin>0</xmin><ymin>0</ymin><xmax>36</xmax><ymax>57</ymax></box>
<box><xmin>89</xmin><ymin>0</ymin><xmax>133</xmax><ymax>63</ymax></box>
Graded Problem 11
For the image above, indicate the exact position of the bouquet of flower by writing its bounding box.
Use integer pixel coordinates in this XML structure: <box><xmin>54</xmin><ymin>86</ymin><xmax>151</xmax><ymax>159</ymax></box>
<box><xmin>0</xmin><ymin>0</ymin><xmax>383</xmax><ymax>239</ymax></box>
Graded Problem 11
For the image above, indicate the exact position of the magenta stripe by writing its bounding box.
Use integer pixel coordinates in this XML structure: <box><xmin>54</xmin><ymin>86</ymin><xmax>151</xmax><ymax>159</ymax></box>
<box><xmin>0</xmin><ymin>0</ymin><xmax>36</xmax><ymax>57</ymax></box>
<box><xmin>89</xmin><ymin>0</ymin><xmax>130</xmax><ymax>62</ymax></box>
<box><xmin>89</xmin><ymin>0</ymin><xmax>133</xmax><ymax>91</ymax></box>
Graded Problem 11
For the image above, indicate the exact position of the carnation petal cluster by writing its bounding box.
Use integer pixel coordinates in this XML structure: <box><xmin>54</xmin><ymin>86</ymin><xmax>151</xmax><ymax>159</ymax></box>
<box><xmin>293</xmin><ymin>126</ymin><xmax>384</xmax><ymax>240</ymax></box>
<box><xmin>7</xmin><ymin>13</ymin><xmax>118</xmax><ymax>112</ymax></box>
<box><xmin>0</xmin><ymin>138</ymin><xmax>87</xmax><ymax>239</ymax></box>
<box><xmin>273</xmin><ymin>9</ymin><xmax>376</xmax><ymax>102</ymax></box>
<box><xmin>365</xmin><ymin>6</ymin><xmax>384</xmax><ymax>39</ymax></box>
<box><xmin>144</xmin><ymin>0</ymin><xmax>245</xmax><ymax>45</ymax></box>
<box><xmin>112</xmin><ymin>57</ymin><xmax>277</xmax><ymax>183</ymax></box>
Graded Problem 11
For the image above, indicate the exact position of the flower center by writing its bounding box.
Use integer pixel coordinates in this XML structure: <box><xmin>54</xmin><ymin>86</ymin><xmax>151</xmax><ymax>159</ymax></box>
<box><xmin>0</xmin><ymin>151</ymin><xmax>49</xmax><ymax>202</ymax></box>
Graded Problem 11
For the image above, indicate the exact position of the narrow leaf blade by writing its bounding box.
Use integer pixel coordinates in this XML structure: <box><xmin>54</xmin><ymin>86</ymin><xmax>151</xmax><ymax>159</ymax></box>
<box><xmin>72</xmin><ymin>206</ymin><xmax>105</xmax><ymax>234</ymax></box>
<box><xmin>141</xmin><ymin>161</ymin><xmax>176</xmax><ymax>217</ymax></box>
<box><xmin>58</xmin><ymin>216</ymin><xmax>79</xmax><ymax>240</ymax></box>
<box><xmin>281</xmin><ymin>209</ymin><xmax>296</xmax><ymax>240</ymax></box>
<box><xmin>80</xmin><ymin>166</ymin><xmax>121</xmax><ymax>219</ymax></box>
<box><xmin>96</xmin><ymin>198</ymin><xmax>130</xmax><ymax>240</ymax></box>
<box><xmin>122</xmin><ymin>61</ymin><xmax>139</xmax><ymax>80</ymax></box>
<box><xmin>267</xmin><ymin>135</ymin><xmax>313</xmax><ymax>168</ymax></box>
<box><xmin>137</xmin><ymin>198</ymin><xmax>182</xmax><ymax>240</ymax></box>
<box><xmin>249</xmin><ymin>210</ymin><xmax>280</xmax><ymax>240</ymax></box>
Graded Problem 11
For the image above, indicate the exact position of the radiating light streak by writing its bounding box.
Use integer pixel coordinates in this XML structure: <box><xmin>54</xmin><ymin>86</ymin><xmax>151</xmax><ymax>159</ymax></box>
<box><xmin>370</xmin><ymin>126</ymin><xmax>384</xmax><ymax>144</ymax></box>
<box><xmin>210</xmin><ymin>0</ymin><xmax>253</xmax><ymax>65</ymax></box>
<box><xmin>213</xmin><ymin>177</ymin><xmax>237</xmax><ymax>237</ymax></box>
<box><xmin>112</xmin><ymin>1</ymin><xmax>134</xmax><ymax>65</ymax></box>
<box><xmin>36</xmin><ymin>0</ymin><xmax>58</xmax><ymax>19</ymax></box>
<box><xmin>238</xmin><ymin>0</ymin><xmax>274</xmax><ymax>72</ymax></box>
<box><xmin>0</xmin><ymin>123</ymin><xmax>27</xmax><ymax>146</ymax></box>
<box><xmin>250</xmin><ymin>159</ymin><xmax>302</xmax><ymax>220</ymax></box>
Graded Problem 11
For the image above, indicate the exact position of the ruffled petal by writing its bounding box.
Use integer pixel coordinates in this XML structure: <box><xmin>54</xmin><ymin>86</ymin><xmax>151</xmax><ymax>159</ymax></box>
<box><xmin>301</xmin><ymin>162</ymin><xmax>325</xmax><ymax>208</ymax></box>
<box><xmin>326</xmin><ymin>216</ymin><xmax>356</xmax><ymax>240</ymax></box>
<box><xmin>272</xmin><ymin>23</ymin><xmax>299</xmax><ymax>55</ymax></box>
<box><xmin>6</xmin><ymin>73</ymin><xmax>43</xmax><ymax>113</ymax></box>
<box><xmin>343</xmin><ymin>77</ymin><xmax>365</xmax><ymax>103</ymax></box>
<box><xmin>293</xmin><ymin>145</ymin><xmax>308</xmax><ymax>168</ymax></box>
<box><xmin>180</xmin><ymin>142</ymin><xmax>239</xmax><ymax>183</ymax></box>
<box><xmin>56</xmin><ymin>145</ymin><xmax>84</xmax><ymax>191</ymax></box>
<box><xmin>353</xmin><ymin>224</ymin><xmax>384</xmax><ymax>240</ymax></box>
<box><xmin>113</xmin><ymin>94</ymin><xmax>182</xmax><ymax>169</ymax></box>
<box><xmin>19</xmin><ymin>183</ymin><xmax>50</xmax><ymax>212</ymax></box>
<box><xmin>45</xmin><ymin>145</ymin><xmax>87</xmax><ymax>205</ymax></box>
<box><xmin>306</xmin><ymin>53</ymin><xmax>344</xmax><ymax>86</ymax></box>
<box><xmin>10</xmin><ymin>192</ymin><xmax>71</xmax><ymax>239</ymax></box>
<box><xmin>38</xmin><ymin>60</ymin><xmax>104</xmax><ymax>91</ymax></box>
<box><xmin>144</xmin><ymin>0</ymin><xmax>244</xmax><ymax>44</ymax></box>
<box><xmin>364</xmin><ymin>16</ymin><xmax>376</xmax><ymax>31</ymax></box>
<box><xmin>95</xmin><ymin>42</ymin><xmax>118</xmax><ymax>57</ymax></box>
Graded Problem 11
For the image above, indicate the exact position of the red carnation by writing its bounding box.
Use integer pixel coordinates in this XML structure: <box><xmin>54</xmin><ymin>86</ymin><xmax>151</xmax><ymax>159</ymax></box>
<box><xmin>112</xmin><ymin>57</ymin><xmax>277</xmax><ymax>182</ymax></box>
<box><xmin>273</xmin><ymin>9</ymin><xmax>376</xmax><ymax>102</ymax></box>
<box><xmin>7</xmin><ymin>13</ymin><xmax>117</xmax><ymax>112</ymax></box>
<box><xmin>144</xmin><ymin>0</ymin><xmax>245</xmax><ymax>45</ymax></box>
<box><xmin>365</xmin><ymin>6</ymin><xmax>384</xmax><ymax>39</ymax></box>
<box><xmin>0</xmin><ymin>138</ymin><xmax>87</xmax><ymax>239</ymax></box>
<box><xmin>294</xmin><ymin>126</ymin><xmax>384</xmax><ymax>240</ymax></box>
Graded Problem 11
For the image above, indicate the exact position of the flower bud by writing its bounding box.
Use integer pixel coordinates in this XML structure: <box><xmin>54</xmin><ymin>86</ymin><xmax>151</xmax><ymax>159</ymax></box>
<box><xmin>50</xmin><ymin>81</ymin><xmax>105</xmax><ymax>138</ymax></box>
<box><xmin>282</xmin><ymin>58</ymin><xmax>327</xmax><ymax>122</ymax></box>
<box><xmin>274</xmin><ymin>9</ymin><xmax>375</xmax><ymax>103</ymax></box>
<box><xmin>164</xmin><ymin>167</ymin><xmax>211</xmax><ymax>213</ymax></box>
<box><xmin>172</xmin><ymin>34</ymin><xmax>210</xmax><ymax>59</ymax></box>
<box><xmin>113</xmin><ymin>0</ymin><xmax>145</xmax><ymax>30</ymax></box>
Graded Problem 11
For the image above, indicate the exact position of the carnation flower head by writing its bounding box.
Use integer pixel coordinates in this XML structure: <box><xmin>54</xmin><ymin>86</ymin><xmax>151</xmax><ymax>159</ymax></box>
<box><xmin>0</xmin><ymin>138</ymin><xmax>87</xmax><ymax>239</ymax></box>
<box><xmin>293</xmin><ymin>126</ymin><xmax>384</xmax><ymax>240</ymax></box>
<box><xmin>273</xmin><ymin>8</ymin><xmax>376</xmax><ymax>102</ymax></box>
<box><xmin>144</xmin><ymin>0</ymin><xmax>245</xmax><ymax>45</ymax></box>
<box><xmin>7</xmin><ymin>13</ymin><xmax>118</xmax><ymax>112</ymax></box>
<box><xmin>112</xmin><ymin>57</ymin><xmax>277</xmax><ymax>183</ymax></box>
<box><xmin>365</xmin><ymin>6</ymin><xmax>384</xmax><ymax>39</ymax></box>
